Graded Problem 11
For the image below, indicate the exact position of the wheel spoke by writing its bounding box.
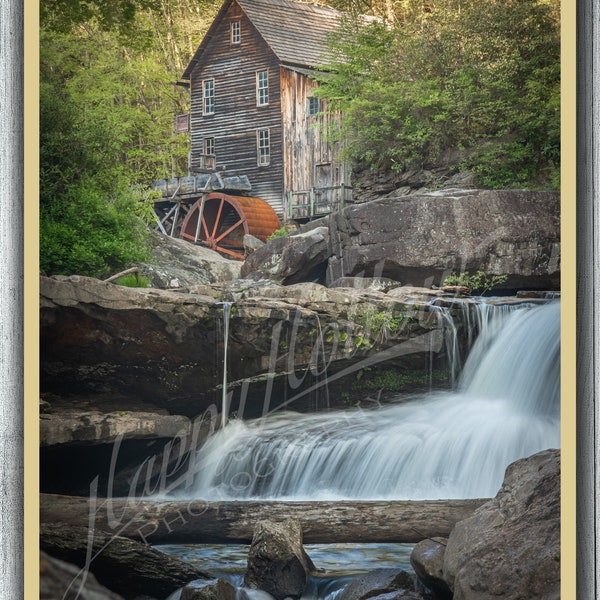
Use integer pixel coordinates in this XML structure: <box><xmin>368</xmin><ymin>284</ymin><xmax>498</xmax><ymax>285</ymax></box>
<box><xmin>201</xmin><ymin>213</ymin><xmax>210</xmax><ymax>241</ymax></box>
<box><xmin>214</xmin><ymin>218</ymin><xmax>244</xmax><ymax>244</ymax></box>
<box><xmin>212</xmin><ymin>197</ymin><xmax>225</xmax><ymax>238</ymax></box>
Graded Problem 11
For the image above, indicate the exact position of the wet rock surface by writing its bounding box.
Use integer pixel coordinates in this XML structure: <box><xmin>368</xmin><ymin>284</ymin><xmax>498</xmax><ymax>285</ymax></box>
<box><xmin>244</xmin><ymin>518</ymin><xmax>316</xmax><ymax>600</ymax></box>
<box><xmin>338</xmin><ymin>568</ymin><xmax>430</xmax><ymax>600</ymax></box>
<box><xmin>180</xmin><ymin>579</ymin><xmax>237</xmax><ymax>600</ymax></box>
<box><xmin>410</xmin><ymin>538</ymin><xmax>451</xmax><ymax>598</ymax></box>
<box><xmin>443</xmin><ymin>448</ymin><xmax>560</xmax><ymax>600</ymax></box>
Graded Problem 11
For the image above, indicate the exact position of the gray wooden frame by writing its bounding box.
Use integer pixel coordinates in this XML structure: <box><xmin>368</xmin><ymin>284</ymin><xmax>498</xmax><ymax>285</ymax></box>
<box><xmin>0</xmin><ymin>0</ymin><xmax>596</xmax><ymax>598</ymax></box>
<box><xmin>0</xmin><ymin>0</ymin><xmax>24</xmax><ymax>597</ymax></box>
<box><xmin>577</xmin><ymin>0</ymin><xmax>599</xmax><ymax>596</ymax></box>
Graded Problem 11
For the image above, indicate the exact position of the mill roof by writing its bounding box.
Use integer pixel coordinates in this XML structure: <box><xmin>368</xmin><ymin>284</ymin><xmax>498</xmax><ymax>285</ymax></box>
<box><xmin>182</xmin><ymin>0</ymin><xmax>343</xmax><ymax>79</ymax></box>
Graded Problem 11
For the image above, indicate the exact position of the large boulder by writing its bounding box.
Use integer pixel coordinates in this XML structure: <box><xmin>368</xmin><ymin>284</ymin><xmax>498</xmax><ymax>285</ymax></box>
<box><xmin>137</xmin><ymin>230</ymin><xmax>241</xmax><ymax>288</ymax></box>
<box><xmin>244</xmin><ymin>519</ymin><xmax>315</xmax><ymax>600</ymax></box>
<box><xmin>443</xmin><ymin>448</ymin><xmax>560</xmax><ymax>600</ymax></box>
<box><xmin>327</xmin><ymin>189</ymin><xmax>560</xmax><ymax>290</ymax></box>
<box><xmin>241</xmin><ymin>226</ymin><xmax>330</xmax><ymax>284</ymax></box>
<box><xmin>40</xmin><ymin>524</ymin><xmax>212</xmax><ymax>599</ymax></box>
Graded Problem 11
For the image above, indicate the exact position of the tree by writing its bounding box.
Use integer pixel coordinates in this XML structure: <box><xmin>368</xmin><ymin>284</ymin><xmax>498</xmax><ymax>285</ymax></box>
<box><xmin>40</xmin><ymin>0</ymin><xmax>218</xmax><ymax>276</ymax></box>
<box><xmin>316</xmin><ymin>0</ymin><xmax>560</xmax><ymax>189</ymax></box>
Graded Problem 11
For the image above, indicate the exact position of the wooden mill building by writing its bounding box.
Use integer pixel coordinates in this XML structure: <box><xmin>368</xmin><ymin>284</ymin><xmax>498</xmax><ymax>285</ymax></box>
<box><xmin>181</xmin><ymin>0</ymin><xmax>352</xmax><ymax>220</ymax></box>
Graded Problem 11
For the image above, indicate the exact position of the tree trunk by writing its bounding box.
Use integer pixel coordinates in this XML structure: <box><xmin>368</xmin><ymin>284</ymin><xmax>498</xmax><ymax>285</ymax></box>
<box><xmin>40</xmin><ymin>494</ymin><xmax>488</xmax><ymax>545</ymax></box>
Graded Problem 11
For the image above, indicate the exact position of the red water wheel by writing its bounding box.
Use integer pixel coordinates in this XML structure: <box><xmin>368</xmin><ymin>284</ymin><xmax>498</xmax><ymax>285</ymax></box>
<box><xmin>179</xmin><ymin>192</ymin><xmax>281</xmax><ymax>260</ymax></box>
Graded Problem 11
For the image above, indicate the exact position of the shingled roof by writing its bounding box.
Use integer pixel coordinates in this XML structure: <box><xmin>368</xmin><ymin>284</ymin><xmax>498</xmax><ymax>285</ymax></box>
<box><xmin>182</xmin><ymin>0</ymin><xmax>343</xmax><ymax>79</ymax></box>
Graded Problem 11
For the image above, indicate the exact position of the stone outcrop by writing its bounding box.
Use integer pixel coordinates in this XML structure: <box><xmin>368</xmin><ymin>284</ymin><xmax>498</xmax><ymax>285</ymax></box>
<box><xmin>442</xmin><ymin>448</ymin><xmax>560</xmax><ymax>600</ymax></box>
<box><xmin>410</xmin><ymin>538</ymin><xmax>451</xmax><ymax>598</ymax></box>
<box><xmin>40</xmin><ymin>405</ymin><xmax>191</xmax><ymax>446</ymax></box>
<box><xmin>40</xmin><ymin>524</ymin><xmax>212</xmax><ymax>599</ymax></box>
<box><xmin>40</xmin><ymin>275</ymin><xmax>454</xmax><ymax>415</ymax></box>
<box><xmin>338</xmin><ymin>569</ymin><xmax>429</xmax><ymax>600</ymax></box>
<box><xmin>327</xmin><ymin>189</ymin><xmax>560</xmax><ymax>290</ymax></box>
<box><xmin>241</xmin><ymin>226</ymin><xmax>330</xmax><ymax>284</ymax></box>
<box><xmin>137</xmin><ymin>230</ymin><xmax>241</xmax><ymax>288</ymax></box>
<box><xmin>244</xmin><ymin>519</ymin><xmax>315</xmax><ymax>600</ymax></box>
<box><xmin>40</xmin><ymin>551</ymin><xmax>125</xmax><ymax>600</ymax></box>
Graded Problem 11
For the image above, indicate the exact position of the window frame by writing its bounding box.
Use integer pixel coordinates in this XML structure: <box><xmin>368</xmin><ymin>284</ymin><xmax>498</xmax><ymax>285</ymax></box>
<box><xmin>204</xmin><ymin>137</ymin><xmax>215</xmax><ymax>157</ymax></box>
<box><xmin>203</xmin><ymin>79</ymin><xmax>215</xmax><ymax>115</ymax></box>
<box><xmin>256</xmin><ymin>70</ymin><xmax>269</xmax><ymax>107</ymax></box>
<box><xmin>231</xmin><ymin>20</ymin><xmax>241</xmax><ymax>44</ymax></box>
<box><xmin>257</xmin><ymin>128</ymin><xmax>270</xmax><ymax>166</ymax></box>
<box><xmin>308</xmin><ymin>97</ymin><xmax>320</xmax><ymax>117</ymax></box>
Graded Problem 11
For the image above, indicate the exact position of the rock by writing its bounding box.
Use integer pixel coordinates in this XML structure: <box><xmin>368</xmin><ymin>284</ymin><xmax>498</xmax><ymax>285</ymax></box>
<box><xmin>243</xmin><ymin>234</ymin><xmax>265</xmax><ymax>255</ymax></box>
<box><xmin>327</xmin><ymin>189</ymin><xmax>560</xmax><ymax>291</ymax></box>
<box><xmin>40</xmin><ymin>524</ymin><xmax>212</xmax><ymax>599</ymax></box>
<box><xmin>244</xmin><ymin>518</ymin><xmax>315</xmax><ymax>600</ymax></box>
<box><xmin>40</xmin><ymin>275</ymin><xmax>449</xmax><ymax>415</ymax></box>
<box><xmin>241</xmin><ymin>226</ymin><xmax>330</xmax><ymax>284</ymax></box>
<box><xmin>410</xmin><ymin>538</ymin><xmax>451</xmax><ymax>598</ymax></box>
<box><xmin>443</xmin><ymin>449</ymin><xmax>560</xmax><ymax>600</ymax></box>
<box><xmin>40</xmin><ymin>551</ymin><xmax>126</xmax><ymax>600</ymax></box>
<box><xmin>338</xmin><ymin>569</ymin><xmax>425</xmax><ymax>600</ymax></box>
<box><xmin>137</xmin><ymin>230</ymin><xmax>241</xmax><ymax>288</ymax></box>
<box><xmin>181</xmin><ymin>579</ymin><xmax>237</xmax><ymax>600</ymax></box>
<box><xmin>40</xmin><ymin>407</ymin><xmax>191</xmax><ymax>446</ymax></box>
<box><xmin>328</xmin><ymin>277</ymin><xmax>402</xmax><ymax>293</ymax></box>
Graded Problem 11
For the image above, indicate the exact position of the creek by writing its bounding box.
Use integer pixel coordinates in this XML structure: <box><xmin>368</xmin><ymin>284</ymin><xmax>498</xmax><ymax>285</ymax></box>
<box><xmin>160</xmin><ymin>298</ymin><xmax>560</xmax><ymax>599</ymax></box>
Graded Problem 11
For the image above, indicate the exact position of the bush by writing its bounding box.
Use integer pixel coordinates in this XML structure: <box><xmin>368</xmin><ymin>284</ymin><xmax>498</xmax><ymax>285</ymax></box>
<box><xmin>443</xmin><ymin>271</ymin><xmax>509</xmax><ymax>296</ymax></box>
<box><xmin>267</xmin><ymin>227</ymin><xmax>289</xmax><ymax>241</ymax></box>
<box><xmin>114</xmin><ymin>273</ymin><xmax>149</xmax><ymax>287</ymax></box>
<box><xmin>40</xmin><ymin>181</ymin><xmax>152</xmax><ymax>278</ymax></box>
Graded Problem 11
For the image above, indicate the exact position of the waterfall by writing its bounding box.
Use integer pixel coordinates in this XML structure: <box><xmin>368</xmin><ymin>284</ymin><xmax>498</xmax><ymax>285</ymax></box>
<box><xmin>177</xmin><ymin>301</ymin><xmax>560</xmax><ymax>501</ymax></box>
<box><xmin>219</xmin><ymin>302</ymin><xmax>232</xmax><ymax>427</ymax></box>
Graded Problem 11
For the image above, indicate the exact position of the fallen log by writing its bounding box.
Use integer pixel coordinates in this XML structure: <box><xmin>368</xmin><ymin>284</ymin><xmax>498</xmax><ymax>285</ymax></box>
<box><xmin>40</xmin><ymin>494</ymin><xmax>488</xmax><ymax>545</ymax></box>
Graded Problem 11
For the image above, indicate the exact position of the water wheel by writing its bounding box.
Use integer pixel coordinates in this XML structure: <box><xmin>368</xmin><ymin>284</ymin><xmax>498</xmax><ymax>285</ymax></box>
<box><xmin>179</xmin><ymin>192</ymin><xmax>281</xmax><ymax>260</ymax></box>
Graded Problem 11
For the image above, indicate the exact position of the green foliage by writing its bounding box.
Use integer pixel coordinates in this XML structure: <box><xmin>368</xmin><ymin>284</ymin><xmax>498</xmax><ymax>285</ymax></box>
<box><xmin>267</xmin><ymin>227</ymin><xmax>290</xmax><ymax>241</ymax></box>
<box><xmin>40</xmin><ymin>181</ymin><xmax>153</xmax><ymax>278</ymax></box>
<box><xmin>40</xmin><ymin>0</ymin><xmax>217</xmax><ymax>277</ymax></box>
<box><xmin>443</xmin><ymin>271</ymin><xmax>509</xmax><ymax>296</ymax></box>
<box><xmin>115</xmin><ymin>273</ymin><xmax>150</xmax><ymax>287</ymax></box>
<box><xmin>354</xmin><ymin>309</ymin><xmax>408</xmax><ymax>339</ymax></box>
<box><xmin>357</xmin><ymin>366</ymin><xmax>449</xmax><ymax>393</ymax></box>
<box><xmin>316</xmin><ymin>0</ymin><xmax>560</xmax><ymax>188</ymax></box>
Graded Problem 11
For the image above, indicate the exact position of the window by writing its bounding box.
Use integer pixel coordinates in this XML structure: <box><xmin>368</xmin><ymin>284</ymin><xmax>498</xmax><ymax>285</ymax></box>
<box><xmin>256</xmin><ymin>70</ymin><xmax>269</xmax><ymax>106</ymax></box>
<box><xmin>231</xmin><ymin>20</ymin><xmax>241</xmax><ymax>44</ymax></box>
<box><xmin>257</xmin><ymin>129</ymin><xmax>270</xmax><ymax>166</ymax></box>
<box><xmin>204</xmin><ymin>137</ymin><xmax>215</xmax><ymax>156</ymax></box>
<box><xmin>308</xmin><ymin>97</ymin><xmax>320</xmax><ymax>117</ymax></box>
<box><xmin>203</xmin><ymin>79</ymin><xmax>215</xmax><ymax>115</ymax></box>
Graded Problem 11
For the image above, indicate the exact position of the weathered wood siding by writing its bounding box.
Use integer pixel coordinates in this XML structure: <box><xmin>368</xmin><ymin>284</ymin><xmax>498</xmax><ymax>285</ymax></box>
<box><xmin>189</xmin><ymin>0</ymin><xmax>284</xmax><ymax>214</ymax></box>
<box><xmin>280</xmin><ymin>67</ymin><xmax>350</xmax><ymax>216</ymax></box>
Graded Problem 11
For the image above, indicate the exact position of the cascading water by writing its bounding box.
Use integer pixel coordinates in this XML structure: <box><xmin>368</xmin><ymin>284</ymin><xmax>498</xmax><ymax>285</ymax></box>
<box><xmin>175</xmin><ymin>300</ymin><xmax>560</xmax><ymax>502</ymax></box>
<box><xmin>218</xmin><ymin>302</ymin><xmax>232</xmax><ymax>427</ymax></box>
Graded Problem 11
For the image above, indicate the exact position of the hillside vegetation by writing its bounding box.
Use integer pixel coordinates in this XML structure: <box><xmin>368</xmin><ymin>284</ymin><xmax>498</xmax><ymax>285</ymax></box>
<box><xmin>316</xmin><ymin>0</ymin><xmax>560</xmax><ymax>189</ymax></box>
